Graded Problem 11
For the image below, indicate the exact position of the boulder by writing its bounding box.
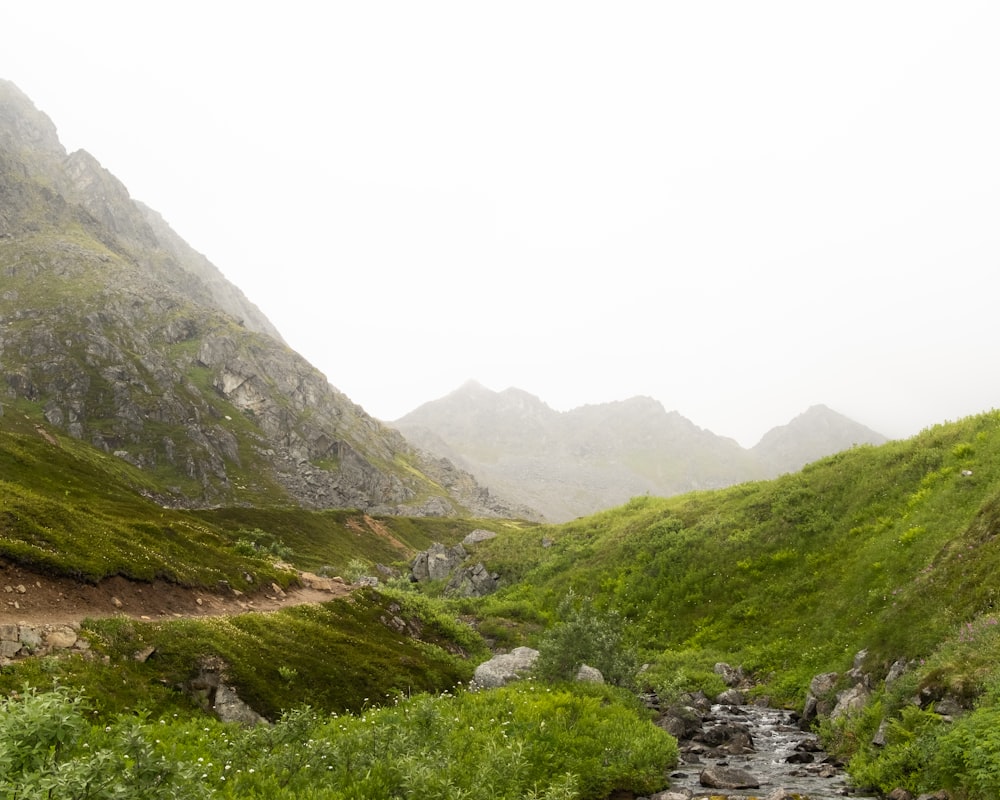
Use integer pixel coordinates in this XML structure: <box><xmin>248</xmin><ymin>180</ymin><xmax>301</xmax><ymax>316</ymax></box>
<box><xmin>885</xmin><ymin>658</ymin><xmax>909</xmax><ymax>688</ymax></box>
<box><xmin>44</xmin><ymin>626</ymin><xmax>78</xmax><ymax>650</ymax></box>
<box><xmin>716</xmin><ymin>688</ymin><xmax>746</xmax><ymax>705</ymax></box>
<box><xmin>213</xmin><ymin>683</ymin><xmax>267</xmax><ymax>726</ymax></box>
<box><xmin>657</xmin><ymin>704</ymin><xmax>704</xmax><ymax>740</ymax></box>
<box><xmin>847</xmin><ymin>648</ymin><xmax>872</xmax><ymax>688</ymax></box>
<box><xmin>810</xmin><ymin>671</ymin><xmax>839</xmax><ymax>696</ymax></box>
<box><xmin>0</xmin><ymin>640</ymin><xmax>22</xmax><ymax>658</ymax></box>
<box><xmin>697</xmin><ymin>720</ymin><xmax>754</xmax><ymax>754</ymax></box>
<box><xmin>18</xmin><ymin>626</ymin><xmax>43</xmax><ymax>651</ymax></box>
<box><xmin>189</xmin><ymin>656</ymin><xmax>266</xmax><ymax>725</ymax></box>
<box><xmin>699</xmin><ymin>765</ymin><xmax>760</xmax><ymax>789</ymax></box>
<box><xmin>445</xmin><ymin>562</ymin><xmax>499</xmax><ymax>597</ymax></box>
<box><xmin>462</xmin><ymin>528</ymin><xmax>498</xmax><ymax>546</ymax></box>
<box><xmin>472</xmin><ymin>647</ymin><xmax>540</xmax><ymax>689</ymax></box>
<box><xmin>831</xmin><ymin>683</ymin><xmax>870</xmax><ymax>720</ymax></box>
<box><xmin>411</xmin><ymin>542</ymin><xmax>467</xmax><ymax>583</ymax></box>
<box><xmin>575</xmin><ymin>664</ymin><xmax>604</xmax><ymax>683</ymax></box>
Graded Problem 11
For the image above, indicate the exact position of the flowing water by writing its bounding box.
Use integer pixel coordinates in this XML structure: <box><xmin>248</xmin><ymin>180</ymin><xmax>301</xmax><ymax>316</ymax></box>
<box><xmin>664</xmin><ymin>704</ymin><xmax>878</xmax><ymax>799</ymax></box>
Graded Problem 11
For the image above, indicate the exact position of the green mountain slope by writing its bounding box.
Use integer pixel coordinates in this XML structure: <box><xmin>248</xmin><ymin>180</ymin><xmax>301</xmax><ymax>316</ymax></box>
<box><xmin>471</xmin><ymin>410</ymin><xmax>1000</xmax><ymax>692</ymax></box>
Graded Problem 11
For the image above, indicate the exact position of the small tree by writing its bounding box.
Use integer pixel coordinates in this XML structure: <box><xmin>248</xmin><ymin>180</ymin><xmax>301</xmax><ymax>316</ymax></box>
<box><xmin>533</xmin><ymin>591</ymin><xmax>639</xmax><ymax>687</ymax></box>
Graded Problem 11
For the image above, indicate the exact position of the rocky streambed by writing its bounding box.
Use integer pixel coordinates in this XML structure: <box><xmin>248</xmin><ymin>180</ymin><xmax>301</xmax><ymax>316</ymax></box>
<box><xmin>654</xmin><ymin>699</ymin><xmax>877</xmax><ymax>800</ymax></box>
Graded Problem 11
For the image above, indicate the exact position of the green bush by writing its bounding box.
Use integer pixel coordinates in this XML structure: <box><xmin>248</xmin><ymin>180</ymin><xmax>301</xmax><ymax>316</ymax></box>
<box><xmin>932</xmin><ymin>704</ymin><xmax>1000</xmax><ymax>797</ymax></box>
<box><xmin>0</xmin><ymin>687</ymin><xmax>207</xmax><ymax>799</ymax></box>
<box><xmin>0</xmin><ymin>685</ymin><xmax>676</xmax><ymax>800</ymax></box>
<box><xmin>533</xmin><ymin>591</ymin><xmax>639</xmax><ymax>687</ymax></box>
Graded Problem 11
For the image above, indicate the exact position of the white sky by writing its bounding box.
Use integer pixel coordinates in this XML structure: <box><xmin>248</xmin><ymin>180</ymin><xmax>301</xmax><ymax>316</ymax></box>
<box><xmin>4</xmin><ymin>1</ymin><xmax>1000</xmax><ymax>447</ymax></box>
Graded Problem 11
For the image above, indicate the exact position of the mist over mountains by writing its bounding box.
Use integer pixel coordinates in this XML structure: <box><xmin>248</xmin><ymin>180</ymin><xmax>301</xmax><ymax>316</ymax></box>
<box><xmin>393</xmin><ymin>381</ymin><xmax>887</xmax><ymax>521</ymax></box>
<box><xmin>0</xmin><ymin>78</ymin><xmax>887</xmax><ymax>523</ymax></box>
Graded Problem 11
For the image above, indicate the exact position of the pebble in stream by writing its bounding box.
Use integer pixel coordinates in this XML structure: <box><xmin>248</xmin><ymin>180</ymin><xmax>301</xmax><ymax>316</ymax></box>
<box><xmin>657</xmin><ymin>703</ymin><xmax>878</xmax><ymax>800</ymax></box>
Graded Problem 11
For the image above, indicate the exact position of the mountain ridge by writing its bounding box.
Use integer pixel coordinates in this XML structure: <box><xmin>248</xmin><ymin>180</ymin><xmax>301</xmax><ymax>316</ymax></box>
<box><xmin>0</xmin><ymin>79</ymin><xmax>532</xmax><ymax>520</ymax></box>
<box><xmin>393</xmin><ymin>382</ymin><xmax>887</xmax><ymax>521</ymax></box>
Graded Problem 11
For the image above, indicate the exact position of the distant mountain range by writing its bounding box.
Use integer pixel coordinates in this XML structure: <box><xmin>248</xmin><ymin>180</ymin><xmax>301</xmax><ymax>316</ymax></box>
<box><xmin>0</xmin><ymin>79</ymin><xmax>888</xmax><ymax>525</ymax></box>
<box><xmin>392</xmin><ymin>381</ymin><xmax>888</xmax><ymax>521</ymax></box>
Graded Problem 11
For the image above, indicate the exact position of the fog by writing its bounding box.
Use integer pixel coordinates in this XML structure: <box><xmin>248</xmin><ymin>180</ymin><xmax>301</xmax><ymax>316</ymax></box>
<box><xmin>4</xmin><ymin>2</ymin><xmax>999</xmax><ymax>446</ymax></box>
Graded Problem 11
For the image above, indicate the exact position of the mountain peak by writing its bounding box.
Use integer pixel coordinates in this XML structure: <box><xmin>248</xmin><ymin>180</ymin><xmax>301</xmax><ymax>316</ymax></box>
<box><xmin>0</xmin><ymin>79</ymin><xmax>65</xmax><ymax>160</ymax></box>
<box><xmin>752</xmin><ymin>404</ymin><xmax>887</xmax><ymax>472</ymax></box>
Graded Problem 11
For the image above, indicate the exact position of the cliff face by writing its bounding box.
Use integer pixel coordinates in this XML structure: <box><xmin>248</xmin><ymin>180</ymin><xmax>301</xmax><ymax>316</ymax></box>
<box><xmin>0</xmin><ymin>79</ymin><xmax>532</xmax><ymax>519</ymax></box>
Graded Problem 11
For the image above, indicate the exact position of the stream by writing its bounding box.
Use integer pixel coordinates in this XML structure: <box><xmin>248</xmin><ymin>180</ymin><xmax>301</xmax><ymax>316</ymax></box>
<box><xmin>664</xmin><ymin>703</ymin><xmax>878</xmax><ymax>799</ymax></box>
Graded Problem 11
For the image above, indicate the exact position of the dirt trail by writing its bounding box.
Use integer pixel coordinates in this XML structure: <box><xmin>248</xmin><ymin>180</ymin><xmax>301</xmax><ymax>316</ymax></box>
<box><xmin>0</xmin><ymin>560</ymin><xmax>354</xmax><ymax>627</ymax></box>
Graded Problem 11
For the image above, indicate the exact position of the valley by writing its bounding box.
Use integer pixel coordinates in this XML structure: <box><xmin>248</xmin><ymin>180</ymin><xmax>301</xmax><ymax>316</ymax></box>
<box><xmin>2</xmin><ymin>77</ymin><xmax>999</xmax><ymax>799</ymax></box>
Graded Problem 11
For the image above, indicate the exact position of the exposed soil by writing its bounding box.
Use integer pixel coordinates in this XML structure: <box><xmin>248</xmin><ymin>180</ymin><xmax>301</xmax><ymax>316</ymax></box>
<box><xmin>0</xmin><ymin>559</ymin><xmax>353</xmax><ymax>627</ymax></box>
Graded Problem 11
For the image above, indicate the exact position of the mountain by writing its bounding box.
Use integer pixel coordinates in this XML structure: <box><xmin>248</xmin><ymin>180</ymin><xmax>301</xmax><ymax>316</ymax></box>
<box><xmin>750</xmin><ymin>403</ymin><xmax>888</xmax><ymax>473</ymax></box>
<box><xmin>0</xmin><ymin>79</ymin><xmax>532</xmax><ymax>519</ymax></box>
<box><xmin>392</xmin><ymin>381</ymin><xmax>887</xmax><ymax>521</ymax></box>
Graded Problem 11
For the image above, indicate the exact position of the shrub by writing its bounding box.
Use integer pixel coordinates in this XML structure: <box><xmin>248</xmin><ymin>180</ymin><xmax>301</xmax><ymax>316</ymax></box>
<box><xmin>533</xmin><ymin>591</ymin><xmax>639</xmax><ymax>687</ymax></box>
<box><xmin>0</xmin><ymin>685</ymin><xmax>676</xmax><ymax>800</ymax></box>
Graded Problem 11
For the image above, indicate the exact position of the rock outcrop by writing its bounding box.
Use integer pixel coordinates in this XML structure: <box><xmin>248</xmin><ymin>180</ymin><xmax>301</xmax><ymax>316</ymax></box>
<box><xmin>0</xmin><ymin>622</ymin><xmax>88</xmax><ymax>663</ymax></box>
<box><xmin>409</xmin><ymin>540</ymin><xmax>501</xmax><ymax>597</ymax></box>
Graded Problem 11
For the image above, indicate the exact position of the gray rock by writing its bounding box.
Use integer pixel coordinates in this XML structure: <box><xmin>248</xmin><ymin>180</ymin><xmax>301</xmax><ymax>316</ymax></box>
<box><xmin>462</xmin><ymin>528</ymin><xmax>497</xmax><ymax>546</ymax></box>
<box><xmin>44</xmin><ymin>626</ymin><xmax>78</xmax><ymax>650</ymax></box>
<box><xmin>885</xmin><ymin>658</ymin><xmax>909</xmax><ymax>688</ymax></box>
<box><xmin>189</xmin><ymin>656</ymin><xmax>266</xmax><ymax>725</ymax></box>
<box><xmin>831</xmin><ymin>683</ymin><xmax>870</xmax><ymax>720</ymax></box>
<box><xmin>575</xmin><ymin>664</ymin><xmax>604</xmax><ymax>683</ymax></box>
<box><xmin>0</xmin><ymin>640</ymin><xmax>22</xmax><ymax>658</ymax></box>
<box><xmin>699</xmin><ymin>764</ymin><xmax>760</xmax><ymax>789</ymax></box>
<box><xmin>213</xmin><ymin>683</ymin><xmax>267</xmax><ymax>726</ymax></box>
<box><xmin>872</xmin><ymin>717</ymin><xmax>889</xmax><ymax>747</ymax></box>
<box><xmin>18</xmin><ymin>626</ymin><xmax>43</xmax><ymax>650</ymax></box>
<box><xmin>716</xmin><ymin>688</ymin><xmax>746</xmax><ymax>705</ymax></box>
<box><xmin>472</xmin><ymin>647</ymin><xmax>540</xmax><ymax>689</ymax></box>
<box><xmin>933</xmin><ymin>694</ymin><xmax>964</xmax><ymax>717</ymax></box>
<box><xmin>809</xmin><ymin>671</ymin><xmax>839</xmax><ymax>696</ymax></box>
<box><xmin>764</xmin><ymin>790</ymin><xmax>807</xmax><ymax>800</ymax></box>
<box><xmin>411</xmin><ymin>542</ymin><xmax>467</xmax><ymax>583</ymax></box>
<box><xmin>445</xmin><ymin>562</ymin><xmax>499</xmax><ymax>597</ymax></box>
<box><xmin>657</xmin><ymin>705</ymin><xmax>703</xmax><ymax>740</ymax></box>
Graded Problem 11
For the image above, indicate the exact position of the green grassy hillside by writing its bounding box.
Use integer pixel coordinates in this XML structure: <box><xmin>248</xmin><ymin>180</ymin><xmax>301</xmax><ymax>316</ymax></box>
<box><xmin>0</xmin><ymin>405</ymin><xmax>513</xmax><ymax>587</ymax></box>
<box><xmin>471</xmin><ymin>411</ymin><xmax>1000</xmax><ymax>693</ymax></box>
<box><xmin>5</xmin><ymin>397</ymin><xmax>1000</xmax><ymax>796</ymax></box>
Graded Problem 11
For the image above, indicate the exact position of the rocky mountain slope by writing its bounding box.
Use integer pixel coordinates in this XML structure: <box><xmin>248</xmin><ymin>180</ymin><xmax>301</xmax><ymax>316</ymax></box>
<box><xmin>392</xmin><ymin>381</ymin><xmax>886</xmax><ymax>520</ymax></box>
<box><xmin>0</xmin><ymin>79</ymin><xmax>532</xmax><ymax>519</ymax></box>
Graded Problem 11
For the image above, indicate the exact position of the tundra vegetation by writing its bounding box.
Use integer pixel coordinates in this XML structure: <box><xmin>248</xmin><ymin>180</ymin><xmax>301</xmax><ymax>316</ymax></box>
<box><xmin>4</xmin><ymin>403</ymin><xmax>1000</xmax><ymax>796</ymax></box>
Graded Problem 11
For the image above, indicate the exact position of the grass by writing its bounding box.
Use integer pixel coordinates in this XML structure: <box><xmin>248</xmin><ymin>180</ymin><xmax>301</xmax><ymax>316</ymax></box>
<box><xmin>463</xmin><ymin>410</ymin><xmax>1000</xmax><ymax>704</ymax></box>
<box><xmin>71</xmin><ymin>587</ymin><xmax>488</xmax><ymax>719</ymax></box>
<box><xmin>0</xmin><ymin>681</ymin><xmax>677</xmax><ymax>800</ymax></box>
<box><xmin>7</xmin><ymin>334</ymin><xmax>1000</xmax><ymax>795</ymax></box>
